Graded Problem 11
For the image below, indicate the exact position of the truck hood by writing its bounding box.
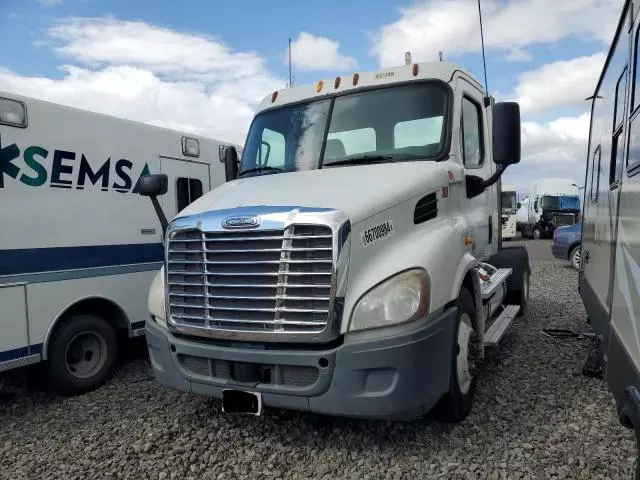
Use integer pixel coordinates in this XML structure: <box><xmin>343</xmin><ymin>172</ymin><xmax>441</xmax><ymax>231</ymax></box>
<box><xmin>178</xmin><ymin>160</ymin><xmax>460</xmax><ymax>225</ymax></box>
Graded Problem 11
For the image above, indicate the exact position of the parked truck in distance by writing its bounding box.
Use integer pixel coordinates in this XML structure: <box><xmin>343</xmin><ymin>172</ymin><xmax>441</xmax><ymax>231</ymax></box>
<box><xmin>501</xmin><ymin>184</ymin><xmax>518</xmax><ymax>240</ymax></box>
<box><xmin>138</xmin><ymin>59</ymin><xmax>531</xmax><ymax>422</ymax></box>
<box><xmin>0</xmin><ymin>90</ymin><xmax>237</xmax><ymax>395</ymax></box>
<box><xmin>518</xmin><ymin>178</ymin><xmax>581</xmax><ymax>239</ymax></box>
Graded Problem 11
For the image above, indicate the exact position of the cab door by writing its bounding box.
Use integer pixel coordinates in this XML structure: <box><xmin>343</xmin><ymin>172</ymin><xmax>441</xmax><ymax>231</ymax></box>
<box><xmin>159</xmin><ymin>157</ymin><xmax>211</xmax><ymax>219</ymax></box>
<box><xmin>456</xmin><ymin>76</ymin><xmax>498</xmax><ymax>260</ymax></box>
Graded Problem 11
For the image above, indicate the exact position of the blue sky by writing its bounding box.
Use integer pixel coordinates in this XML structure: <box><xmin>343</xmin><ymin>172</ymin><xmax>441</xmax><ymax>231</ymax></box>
<box><xmin>0</xmin><ymin>0</ymin><xmax>627</xmax><ymax>192</ymax></box>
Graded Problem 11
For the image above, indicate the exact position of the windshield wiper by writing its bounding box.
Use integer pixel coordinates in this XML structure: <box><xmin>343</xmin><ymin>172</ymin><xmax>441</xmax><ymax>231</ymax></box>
<box><xmin>323</xmin><ymin>155</ymin><xmax>396</xmax><ymax>167</ymax></box>
<box><xmin>238</xmin><ymin>165</ymin><xmax>284</xmax><ymax>177</ymax></box>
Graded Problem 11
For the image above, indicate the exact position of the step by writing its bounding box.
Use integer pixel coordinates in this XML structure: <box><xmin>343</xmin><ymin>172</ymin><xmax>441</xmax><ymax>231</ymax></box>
<box><xmin>480</xmin><ymin>267</ymin><xmax>512</xmax><ymax>299</ymax></box>
<box><xmin>483</xmin><ymin>304</ymin><xmax>520</xmax><ymax>347</ymax></box>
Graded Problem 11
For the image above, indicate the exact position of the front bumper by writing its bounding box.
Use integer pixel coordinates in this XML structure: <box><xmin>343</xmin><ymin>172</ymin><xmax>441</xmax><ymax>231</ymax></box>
<box><xmin>145</xmin><ymin>307</ymin><xmax>457</xmax><ymax>420</ymax></box>
<box><xmin>551</xmin><ymin>243</ymin><xmax>568</xmax><ymax>260</ymax></box>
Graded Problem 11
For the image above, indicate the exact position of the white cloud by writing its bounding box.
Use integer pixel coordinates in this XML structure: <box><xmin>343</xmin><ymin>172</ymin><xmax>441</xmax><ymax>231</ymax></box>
<box><xmin>0</xmin><ymin>17</ymin><xmax>285</xmax><ymax>145</ymax></box>
<box><xmin>288</xmin><ymin>32</ymin><xmax>358</xmax><ymax>72</ymax></box>
<box><xmin>503</xmin><ymin>113</ymin><xmax>591</xmax><ymax>192</ymax></box>
<box><xmin>508</xmin><ymin>53</ymin><xmax>606</xmax><ymax>115</ymax></box>
<box><xmin>37</xmin><ymin>0</ymin><xmax>62</xmax><ymax>5</ymax></box>
<box><xmin>372</xmin><ymin>0</ymin><xmax>623</xmax><ymax>66</ymax></box>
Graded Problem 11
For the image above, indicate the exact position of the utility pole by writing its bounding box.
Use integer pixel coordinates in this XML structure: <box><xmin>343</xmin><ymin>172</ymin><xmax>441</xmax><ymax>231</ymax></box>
<box><xmin>288</xmin><ymin>38</ymin><xmax>293</xmax><ymax>88</ymax></box>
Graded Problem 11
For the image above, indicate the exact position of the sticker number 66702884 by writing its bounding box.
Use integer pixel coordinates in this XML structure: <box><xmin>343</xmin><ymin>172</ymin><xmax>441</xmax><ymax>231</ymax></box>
<box><xmin>360</xmin><ymin>220</ymin><xmax>395</xmax><ymax>248</ymax></box>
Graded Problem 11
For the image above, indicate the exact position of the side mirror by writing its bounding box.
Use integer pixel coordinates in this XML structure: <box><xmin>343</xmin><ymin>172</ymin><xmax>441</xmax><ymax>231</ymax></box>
<box><xmin>137</xmin><ymin>174</ymin><xmax>168</xmax><ymax>197</ymax></box>
<box><xmin>492</xmin><ymin>102</ymin><xmax>521</xmax><ymax>166</ymax></box>
<box><xmin>137</xmin><ymin>174</ymin><xmax>169</xmax><ymax>235</ymax></box>
<box><xmin>224</xmin><ymin>146</ymin><xmax>239</xmax><ymax>181</ymax></box>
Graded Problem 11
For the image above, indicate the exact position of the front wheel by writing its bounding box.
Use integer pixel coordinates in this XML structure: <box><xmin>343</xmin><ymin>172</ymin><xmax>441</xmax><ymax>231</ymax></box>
<box><xmin>533</xmin><ymin>227</ymin><xmax>542</xmax><ymax>240</ymax></box>
<box><xmin>434</xmin><ymin>287</ymin><xmax>477</xmax><ymax>423</ymax></box>
<box><xmin>569</xmin><ymin>245</ymin><xmax>581</xmax><ymax>270</ymax></box>
<box><xmin>46</xmin><ymin>314</ymin><xmax>119</xmax><ymax>396</ymax></box>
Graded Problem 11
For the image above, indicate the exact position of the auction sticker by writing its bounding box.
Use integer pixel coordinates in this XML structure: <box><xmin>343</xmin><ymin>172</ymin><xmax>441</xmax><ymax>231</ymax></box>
<box><xmin>360</xmin><ymin>220</ymin><xmax>395</xmax><ymax>248</ymax></box>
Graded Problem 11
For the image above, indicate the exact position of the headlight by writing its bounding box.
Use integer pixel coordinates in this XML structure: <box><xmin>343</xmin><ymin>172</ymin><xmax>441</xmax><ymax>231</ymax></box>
<box><xmin>349</xmin><ymin>268</ymin><xmax>430</xmax><ymax>332</ymax></box>
<box><xmin>148</xmin><ymin>266</ymin><xmax>167</xmax><ymax>328</ymax></box>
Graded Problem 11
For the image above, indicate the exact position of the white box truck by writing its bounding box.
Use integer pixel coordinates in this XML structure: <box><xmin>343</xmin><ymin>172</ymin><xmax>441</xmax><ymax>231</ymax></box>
<box><xmin>519</xmin><ymin>178</ymin><xmax>581</xmax><ymax>239</ymax></box>
<box><xmin>579</xmin><ymin>0</ymin><xmax>640</xmax><ymax>475</ymax></box>
<box><xmin>0</xmin><ymin>91</ymin><xmax>237</xmax><ymax>395</ymax></box>
<box><xmin>139</xmin><ymin>60</ymin><xmax>531</xmax><ymax>422</ymax></box>
<box><xmin>500</xmin><ymin>183</ymin><xmax>518</xmax><ymax>240</ymax></box>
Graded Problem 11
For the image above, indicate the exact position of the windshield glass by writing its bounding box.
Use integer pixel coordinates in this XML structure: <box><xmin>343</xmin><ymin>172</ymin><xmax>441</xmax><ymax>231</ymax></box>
<box><xmin>501</xmin><ymin>192</ymin><xmax>517</xmax><ymax>211</ymax></box>
<box><xmin>239</xmin><ymin>82</ymin><xmax>449</xmax><ymax>176</ymax></box>
<box><xmin>540</xmin><ymin>195</ymin><xmax>580</xmax><ymax>210</ymax></box>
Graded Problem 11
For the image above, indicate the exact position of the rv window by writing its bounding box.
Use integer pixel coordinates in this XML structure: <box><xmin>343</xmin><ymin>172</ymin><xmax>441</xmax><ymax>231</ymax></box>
<box><xmin>611</xmin><ymin>130</ymin><xmax>623</xmax><ymax>186</ymax></box>
<box><xmin>176</xmin><ymin>177</ymin><xmax>203</xmax><ymax>212</ymax></box>
<box><xmin>614</xmin><ymin>67</ymin><xmax>628</xmax><ymax>130</ymax></box>
<box><xmin>590</xmin><ymin>147</ymin><xmax>601</xmax><ymax>203</ymax></box>
<box><xmin>460</xmin><ymin>96</ymin><xmax>484</xmax><ymax>168</ymax></box>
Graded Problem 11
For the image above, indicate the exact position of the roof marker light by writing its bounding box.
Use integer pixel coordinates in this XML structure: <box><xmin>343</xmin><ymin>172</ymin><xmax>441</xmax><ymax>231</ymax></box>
<box><xmin>316</xmin><ymin>80</ymin><xmax>324</xmax><ymax>93</ymax></box>
<box><xmin>413</xmin><ymin>63</ymin><xmax>419</xmax><ymax>77</ymax></box>
<box><xmin>352</xmin><ymin>73</ymin><xmax>360</xmax><ymax>86</ymax></box>
<box><xmin>334</xmin><ymin>76</ymin><xmax>341</xmax><ymax>89</ymax></box>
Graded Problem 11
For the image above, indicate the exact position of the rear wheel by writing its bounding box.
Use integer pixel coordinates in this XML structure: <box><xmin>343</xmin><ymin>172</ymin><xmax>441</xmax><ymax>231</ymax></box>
<box><xmin>569</xmin><ymin>245</ymin><xmax>581</xmax><ymax>270</ymax></box>
<box><xmin>434</xmin><ymin>287</ymin><xmax>477</xmax><ymax>423</ymax></box>
<box><xmin>533</xmin><ymin>227</ymin><xmax>542</xmax><ymax>240</ymax></box>
<box><xmin>46</xmin><ymin>314</ymin><xmax>118</xmax><ymax>396</ymax></box>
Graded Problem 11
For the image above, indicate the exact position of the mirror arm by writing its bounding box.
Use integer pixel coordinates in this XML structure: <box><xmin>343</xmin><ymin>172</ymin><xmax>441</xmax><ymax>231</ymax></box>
<box><xmin>150</xmin><ymin>196</ymin><xmax>169</xmax><ymax>236</ymax></box>
<box><xmin>483</xmin><ymin>164</ymin><xmax>507</xmax><ymax>189</ymax></box>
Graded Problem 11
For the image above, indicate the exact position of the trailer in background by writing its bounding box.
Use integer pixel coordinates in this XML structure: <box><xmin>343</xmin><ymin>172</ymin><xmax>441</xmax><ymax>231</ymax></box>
<box><xmin>0</xmin><ymin>90</ymin><xmax>237</xmax><ymax>395</ymax></box>
<box><xmin>501</xmin><ymin>184</ymin><xmax>518</xmax><ymax>240</ymax></box>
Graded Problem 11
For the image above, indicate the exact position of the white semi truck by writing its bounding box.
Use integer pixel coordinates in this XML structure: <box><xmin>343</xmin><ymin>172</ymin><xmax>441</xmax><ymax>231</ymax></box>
<box><xmin>138</xmin><ymin>60</ymin><xmax>531</xmax><ymax>422</ymax></box>
<box><xmin>501</xmin><ymin>184</ymin><xmax>518</xmax><ymax>240</ymax></box>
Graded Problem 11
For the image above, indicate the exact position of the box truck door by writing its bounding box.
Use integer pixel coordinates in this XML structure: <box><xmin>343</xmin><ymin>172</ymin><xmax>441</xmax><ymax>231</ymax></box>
<box><xmin>159</xmin><ymin>157</ymin><xmax>211</xmax><ymax>219</ymax></box>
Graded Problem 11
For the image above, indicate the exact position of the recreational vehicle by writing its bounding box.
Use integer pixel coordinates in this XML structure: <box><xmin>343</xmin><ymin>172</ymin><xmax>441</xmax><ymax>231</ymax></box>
<box><xmin>139</xmin><ymin>59</ymin><xmax>530</xmax><ymax>422</ymax></box>
<box><xmin>0</xmin><ymin>91</ymin><xmax>236</xmax><ymax>395</ymax></box>
<box><xmin>579</xmin><ymin>0</ymin><xmax>640</xmax><ymax>475</ymax></box>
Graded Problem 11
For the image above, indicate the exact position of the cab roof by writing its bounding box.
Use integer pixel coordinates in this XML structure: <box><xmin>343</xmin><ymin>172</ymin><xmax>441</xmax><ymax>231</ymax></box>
<box><xmin>257</xmin><ymin>61</ymin><xmax>484</xmax><ymax>113</ymax></box>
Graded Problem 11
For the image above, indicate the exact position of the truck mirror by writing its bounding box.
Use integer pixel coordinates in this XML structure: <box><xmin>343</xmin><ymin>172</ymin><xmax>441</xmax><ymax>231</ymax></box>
<box><xmin>224</xmin><ymin>146</ymin><xmax>239</xmax><ymax>181</ymax></box>
<box><xmin>137</xmin><ymin>174</ymin><xmax>168</xmax><ymax>197</ymax></box>
<box><xmin>492</xmin><ymin>102</ymin><xmax>521</xmax><ymax>166</ymax></box>
<box><xmin>137</xmin><ymin>174</ymin><xmax>169</xmax><ymax>236</ymax></box>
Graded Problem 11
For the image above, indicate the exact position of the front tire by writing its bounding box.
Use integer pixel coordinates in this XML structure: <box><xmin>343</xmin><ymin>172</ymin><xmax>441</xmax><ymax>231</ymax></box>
<box><xmin>569</xmin><ymin>245</ymin><xmax>581</xmax><ymax>271</ymax></box>
<box><xmin>434</xmin><ymin>287</ymin><xmax>477</xmax><ymax>423</ymax></box>
<box><xmin>46</xmin><ymin>314</ymin><xmax>118</xmax><ymax>396</ymax></box>
<box><xmin>533</xmin><ymin>227</ymin><xmax>542</xmax><ymax>240</ymax></box>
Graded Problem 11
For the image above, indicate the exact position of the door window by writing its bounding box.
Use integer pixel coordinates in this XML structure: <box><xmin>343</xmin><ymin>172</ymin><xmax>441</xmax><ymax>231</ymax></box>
<box><xmin>176</xmin><ymin>177</ymin><xmax>203</xmax><ymax>211</ymax></box>
<box><xmin>460</xmin><ymin>96</ymin><xmax>484</xmax><ymax>168</ymax></box>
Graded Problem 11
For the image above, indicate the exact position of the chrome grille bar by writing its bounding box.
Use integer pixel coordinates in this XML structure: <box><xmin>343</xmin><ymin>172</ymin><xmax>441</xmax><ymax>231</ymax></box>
<box><xmin>166</xmin><ymin>223</ymin><xmax>335</xmax><ymax>339</ymax></box>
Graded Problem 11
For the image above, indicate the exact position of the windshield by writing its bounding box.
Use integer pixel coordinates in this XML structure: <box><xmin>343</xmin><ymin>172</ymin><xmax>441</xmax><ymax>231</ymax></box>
<box><xmin>239</xmin><ymin>82</ymin><xmax>449</xmax><ymax>176</ymax></box>
<box><xmin>501</xmin><ymin>192</ymin><xmax>517</xmax><ymax>211</ymax></box>
<box><xmin>540</xmin><ymin>195</ymin><xmax>580</xmax><ymax>210</ymax></box>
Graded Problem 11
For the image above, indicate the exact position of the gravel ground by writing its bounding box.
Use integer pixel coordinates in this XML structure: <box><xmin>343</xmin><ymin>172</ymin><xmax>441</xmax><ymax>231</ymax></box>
<box><xmin>1</xmin><ymin>250</ymin><xmax>637</xmax><ymax>479</ymax></box>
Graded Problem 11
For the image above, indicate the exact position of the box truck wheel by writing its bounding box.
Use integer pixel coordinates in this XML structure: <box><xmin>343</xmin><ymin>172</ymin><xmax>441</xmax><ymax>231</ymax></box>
<box><xmin>46</xmin><ymin>314</ymin><xmax>118</xmax><ymax>396</ymax></box>
<box><xmin>434</xmin><ymin>287</ymin><xmax>477</xmax><ymax>423</ymax></box>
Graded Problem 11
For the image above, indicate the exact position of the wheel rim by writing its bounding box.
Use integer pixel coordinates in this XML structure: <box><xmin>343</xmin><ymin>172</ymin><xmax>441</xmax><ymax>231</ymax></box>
<box><xmin>533</xmin><ymin>229</ymin><xmax>541</xmax><ymax>239</ymax></box>
<box><xmin>65</xmin><ymin>331</ymin><xmax>108</xmax><ymax>379</ymax></box>
<box><xmin>572</xmin><ymin>248</ymin><xmax>581</xmax><ymax>269</ymax></box>
<box><xmin>457</xmin><ymin>313</ymin><xmax>473</xmax><ymax>394</ymax></box>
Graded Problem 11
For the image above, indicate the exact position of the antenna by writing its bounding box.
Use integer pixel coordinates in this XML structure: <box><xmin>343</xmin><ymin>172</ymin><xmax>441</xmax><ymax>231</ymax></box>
<box><xmin>477</xmin><ymin>0</ymin><xmax>489</xmax><ymax>94</ymax></box>
<box><xmin>288</xmin><ymin>38</ymin><xmax>293</xmax><ymax>88</ymax></box>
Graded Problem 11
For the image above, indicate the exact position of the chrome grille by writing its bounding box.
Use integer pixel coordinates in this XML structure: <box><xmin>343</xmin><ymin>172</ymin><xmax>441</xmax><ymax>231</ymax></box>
<box><xmin>166</xmin><ymin>225</ymin><xmax>334</xmax><ymax>336</ymax></box>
